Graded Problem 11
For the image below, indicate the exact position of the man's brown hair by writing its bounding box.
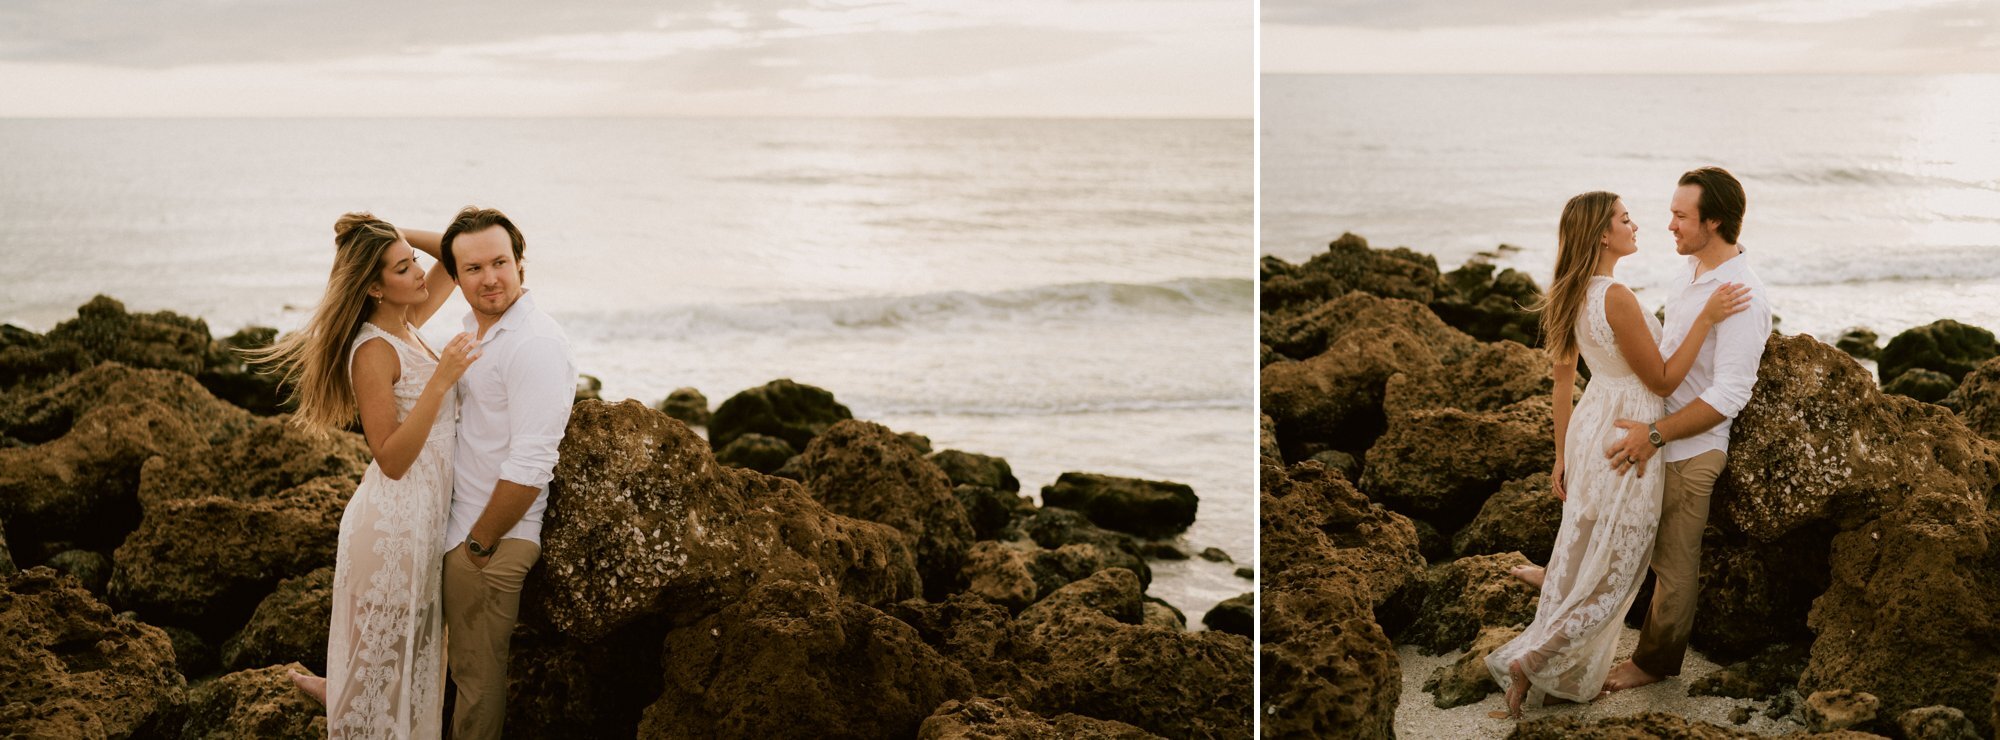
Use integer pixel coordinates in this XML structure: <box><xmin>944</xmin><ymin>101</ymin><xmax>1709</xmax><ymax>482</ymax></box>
<box><xmin>1678</xmin><ymin>167</ymin><xmax>1746</xmax><ymax>245</ymax></box>
<box><xmin>440</xmin><ymin>206</ymin><xmax>526</xmax><ymax>278</ymax></box>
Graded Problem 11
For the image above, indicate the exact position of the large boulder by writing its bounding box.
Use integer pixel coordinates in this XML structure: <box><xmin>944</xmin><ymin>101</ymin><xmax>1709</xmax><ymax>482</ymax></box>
<box><xmin>1878</xmin><ymin>318</ymin><xmax>1997</xmax><ymax>388</ymax></box>
<box><xmin>1015</xmin><ymin>569</ymin><xmax>1252</xmax><ymax>739</ymax></box>
<box><xmin>638</xmin><ymin>579</ymin><xmax>974</xmax><ymax>739</ymax></box>
<box><xmin>1452</xmin><ymin>472</ymin><xmax>1562</xmax><ymax>562</ymax></box>
<box><xmin>791</xmin><ymin>419</ymin><xmax>976</xmax><ymax>597</ymax></box>
<box><xmin>1714</xmin><ymin>334</ymin><xmax>2000</xmax><ymax>733</ymax></box>
<box><xmin>886</xmin><ymin>593</ymin><xmax>1036</xmax><ymax>695</ymax></box>
<box><xmin>197</xmin><ymin>326</ymin><xmax>289</xmax><ymax>416</ymax></box>
<box><xmin>929</xmin><ymin>449</ymin><xmax>1020</xmax><ymax>492</ymax></box>
<box><xmin>0</xmin><ymin>567</ymin><xmax>187</xmax><ymax>738</ymax></box>
<box><xmin>1202</xmin><ymin>592</ymin><xmax>1252</xmax><ymax>636</ymax></box>
<box><xmin>1423</xmin><ymin>624</ymin><xmax>1522</xmax><ymax>709</ymax></box>
<box><xmin>1883</xmin><ymin>368</ymin><xmax>1957</xmax><ymax>403</ymax></box>
<box><xmin>1361</xmin><ymin>395</ymin><xmax>1555</xmax><ymax>530</ymax></box>
<box><xmin>656</xmin><ymin>387</ymin><xmax>710</xmax><ymax>427</ymax></box>
<box><xmin>220</xmin><ymin>566</ymin><xmax>332</xmax><ymax>674</ymax></box>
<box><xmin>707</xmin><ymin>378</ymin><xmax>853</xmax><ymax>452</ymax></box>
<box><xmin>714</xmin><ymin>432</ymin><xmax>795</xmax><ymax>474</ymax></box>
<box><xmin>1259</xmin><ymin>461</ymin><xmax>1424</xmax><ymax>633</ymax></box>
<box><xmin>1260</xmin><ymin>233</ymin><xmax>1442</xmax><ymax>321</ymax></box>
<box><xmin>957</xmin><ymin>540</ymin><xmax>1146</xmax><ymax>612</ymax></box>
<box><xmin>1941</xmin><ymin>355</ymin><xmax>2000</xmax><ymax>442</ymax></box>
<box><xmin>1038</xmin><ymin>472</ymin><xmax>1197</xmax><ymax>539</ymax></box>
<box><xmin>918</xmin><ymin>696</ymin><xmax>1160</xmax><ymax>739</ymax></box>
<box><xmin>1380</xmin><ymin>339</ymin><xmax>1552</xmax><ymax>419</ymax></box>
<box><xmin>530</xmin><ymin>400</ymin><xmax>919</xmax><ymax>642</ymax></box>
<box><xmin>1402</xmin><ymin>552</ymin><xmax>1540</xmax><ymax>655</ymax></box>
<box><xmin>0</xmin><ymin>296</ymin><xmax>212</xmax><ymax>396</ymax></box>
<box><xmin>1430</xmin><ymin>258</ymin><xmax>1543</xmax><ymax>347</ymax></box>
<box><xmin>1262</xmin><ymin>288</ymin><xmax>1472</xmax><ymax>364</ymax></box>
<box><xmin>178</xmin><ymin>663</ymin><xmax>326</xmax><ymax>739</ymax></box>
<box><xmin>1260</xmin><ymin>293</ymin><xmax>1473</xmax><ymax>458</ymax></box>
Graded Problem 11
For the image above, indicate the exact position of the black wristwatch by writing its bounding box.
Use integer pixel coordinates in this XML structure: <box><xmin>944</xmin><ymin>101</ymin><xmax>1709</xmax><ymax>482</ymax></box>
<box><xmin>1647</xmin><ymin>423</ymin><xmax>1665</xmax><ymax>449</ymax></box>
<box><xmin>466</xmin><ymin>536</ymin><xmax>496</xmax><ymax>557</ymax></box>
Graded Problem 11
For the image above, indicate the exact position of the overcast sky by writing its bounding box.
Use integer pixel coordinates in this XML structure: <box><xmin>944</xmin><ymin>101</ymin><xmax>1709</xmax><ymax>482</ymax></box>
<box><xmin>0</xmin><ymin>0</ymin><xmax>1250</xmax><ymax>117</ymax></box>
<box><xmin>1265</xmin><ymin>0</ymin><xmax>2000</xmax><ymax>73</ymax></box>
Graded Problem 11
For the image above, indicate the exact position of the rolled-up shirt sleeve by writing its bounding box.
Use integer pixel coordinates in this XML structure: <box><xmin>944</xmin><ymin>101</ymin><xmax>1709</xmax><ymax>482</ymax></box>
<box><xmin>498</xmin><ymin>335</ymin><xmax>576</xmax><ymax>490</ymax></box>
<box><xmin>1696</xmin><ymin>291</ymin><xmax>1772</xmax><ymax>419</ymax></box>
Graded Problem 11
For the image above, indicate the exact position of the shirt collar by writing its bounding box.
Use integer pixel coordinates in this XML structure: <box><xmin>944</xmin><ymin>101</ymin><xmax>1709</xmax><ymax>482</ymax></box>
<box><xmin>462</xmin><ymin>288</ymin><xmax>537</xmax><ymax>337</ymax></box>
<box><xmin>1688</xmin><ymin>245</ymin><xmax>1748</xmax><ymax>285</ymax></box>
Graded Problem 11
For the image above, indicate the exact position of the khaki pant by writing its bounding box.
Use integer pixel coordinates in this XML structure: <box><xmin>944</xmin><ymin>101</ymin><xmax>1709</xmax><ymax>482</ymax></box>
<box><xmin>1631</xmin><ymin>449</ymin><xmax>1725</xmax><ymax>678</ymax></box>
<box><xmin>443</xmin><ymin>538</ymin><xmax>539</xmax><ymax>740</ymax></box>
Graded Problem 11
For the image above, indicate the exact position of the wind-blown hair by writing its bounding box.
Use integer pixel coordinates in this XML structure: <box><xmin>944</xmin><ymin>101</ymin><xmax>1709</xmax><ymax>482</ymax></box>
<box><xmin>243</xmin><ymin>212</ymin><xmax>402</xmax><ymax>430</ymax></box>
<box><xmin>1531</xmin><ymin>191</ymin><xmax>1620</xmax><ymax>361</ymax></box>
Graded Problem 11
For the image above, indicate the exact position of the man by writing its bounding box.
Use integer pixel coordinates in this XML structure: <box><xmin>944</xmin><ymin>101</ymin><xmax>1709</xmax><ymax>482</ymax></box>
<box><xmin>1602</xmin><ymin>167</ymin><xmax>1771</xmax><ymax>691</ymax></box>
<box><xmin>438</xmin><ymin>206</ymin><xmax>577</xmax><ymax>738</ymax></box>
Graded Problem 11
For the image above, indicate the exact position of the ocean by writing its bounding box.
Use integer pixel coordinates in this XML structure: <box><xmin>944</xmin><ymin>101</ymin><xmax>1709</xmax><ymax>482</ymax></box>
<box><xmin>1262</xmin><ymin>74</ymin><xmax>2000</xmax><ymax>345</ymax></box>
<box><xmin>0</xmin><ymin>117</ymin><xmax>1255</xmax><ymax>622</ymax></box>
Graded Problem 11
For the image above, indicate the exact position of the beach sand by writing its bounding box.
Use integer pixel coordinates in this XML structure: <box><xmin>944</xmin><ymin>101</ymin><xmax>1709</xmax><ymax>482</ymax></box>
<box><xmin>1395</xmin><ymin>627</ymin><xmax>1807</xmax><ymax>737</ymax></box>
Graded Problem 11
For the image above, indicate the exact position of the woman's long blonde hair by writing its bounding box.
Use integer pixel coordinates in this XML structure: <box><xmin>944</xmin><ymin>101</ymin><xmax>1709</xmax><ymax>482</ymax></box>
<box><xmin>1531</xmin><ymin>191</ymin><xmax>1620</xmax><ymax>361</ymax></box>
<box><xmin>244</xmin><ymin>212</ymin><xmax>403</xmax><ymax>429</ymax></box>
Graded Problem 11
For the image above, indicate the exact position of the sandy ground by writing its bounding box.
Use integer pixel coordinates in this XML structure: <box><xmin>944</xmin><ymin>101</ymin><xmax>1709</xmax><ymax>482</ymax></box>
<box><xmin>1394</xmin><ymin>626</ymin><xmax>1808</xmax><ymax>738</ymax></box>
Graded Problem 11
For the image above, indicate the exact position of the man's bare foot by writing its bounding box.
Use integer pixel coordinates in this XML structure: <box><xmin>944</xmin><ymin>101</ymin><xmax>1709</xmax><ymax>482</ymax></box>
<box><xmin>1506</xmin><ymin>659</ymin><xmax>1528</xmax><ymax>718</ymax></box>
<box><xmin>1509</xmin><ymin>564</ymin><xmax>1544</xmax><ymax>589</ymax></box>
<box><xmin>1602</xmin><ymin>659</ymin><xmax>1660</xmax><ymax>692</ymax></box>
<box><xmin>288</xmin><ymin>669</ymin><xmax>327</xmax><ymax>705</ymax></box>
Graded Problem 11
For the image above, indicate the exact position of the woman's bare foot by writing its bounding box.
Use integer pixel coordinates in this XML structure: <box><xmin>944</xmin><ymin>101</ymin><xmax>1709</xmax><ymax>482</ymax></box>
<box><xmin>1509</xmin><ymin>564</ymin><xmax>1545</xmax><ymax>589</ymax></box>
<box><xmin>1506</xmin><ymin>659</ymin><xmax>1528</xmax><ymax>718</ymax></box>
<box><xmin>288</xmin><ymin>669</ymin><xmax>326</xmax><ymax>705</ymax></box>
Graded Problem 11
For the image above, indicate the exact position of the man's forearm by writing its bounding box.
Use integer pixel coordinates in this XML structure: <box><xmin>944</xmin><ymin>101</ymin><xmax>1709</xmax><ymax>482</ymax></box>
<box><xmin>467</xmin><ymin>479</ymin><xmax>541</xmax><ymax>545</ymax></box>
<box><xmin>1658</xmin><ymin>399</ymin><xmax>1728</xmax><ymax>443</ymax></box>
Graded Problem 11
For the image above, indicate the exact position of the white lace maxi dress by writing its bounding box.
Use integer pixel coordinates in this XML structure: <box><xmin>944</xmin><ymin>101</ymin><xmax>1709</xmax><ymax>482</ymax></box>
<box><xmin>1485</xmin><ymin>275</ymin><xmax>1667</xmax><ymax>704</ymax></box>
<box><xmin>326</xmin><ymin>322</ymin><xmax>455</xmax><ymax>739</ymax></box>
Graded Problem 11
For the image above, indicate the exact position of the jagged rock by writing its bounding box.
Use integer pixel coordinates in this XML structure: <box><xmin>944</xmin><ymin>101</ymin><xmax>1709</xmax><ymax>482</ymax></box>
<box><xmin>1941</xmin><ymin>355</ymin><xmax>2000</xmax><ymax>442</ymax></box>
<box><xmin>1260</xmin><ymin>234</ymin><xmax>1442</xmax><ymax>321</ymax></box>
<box><xmin>1451</xmin><ymin>472</ymin><xmax>1561</xmax><ymax>562</ymax></box>
<box><xmin>179</xmin><ymin>662</ymin><xmax>326</xmax><ymax>739</ymax></box>
<box><xmin>1017</xmin><ymin>507</ymin><xmax>1150</xmax><ymax>586</ymax></box>
<box><xmin>1259</xmin><ymin>461</ymin><xmax>1424</xmax><ymax>634</ymax></box>
<box><xmin>1142</xmin><ymin>542</ymin><xmax>1186</xmax><ymax>560</ymax></box>
<box><xmin>1403</xmin><ymin>552</ymin><xmax>1539</xmax><ymax>655</ymax></box>
<box><xmin>657</xmin><ymin>387</ymin><xmax>709</xmax><ymax>427</ymax></box>
<box><xmin>197</xmin><ymin>326</ymin><xmax>288</xmax><ymax>415</ymax></box>
<box><xmin>110</xmin><ymin>475</ymin><xmax>348</xmax><ymax>636</ymax></box>
<box><xmin>1262</xmin><ymin>287</ymin><xmax>1472</xmax><ymax>364</ymax></box>
<box><xmin>791</xmin><ymin>420</ymin><xmax>975</xmax><ymax>598</ymax></box>
<box><xmin>707</xmin><ymin>378</ymin><xmax>853</xmax><ymax>452</ymax></box>
<box><xmin>1202</xmin><ymin>593</ymin><xmax>1251</xmax><ymax>636</ymax></box>
<box><xmin>1039</xmin><ymin>472</ymin><xmax>1196</xmax><ymax>539</ymax></box>
<box><xmin>1513</xmin><ymin>712</ymin><xmax>1773</xmax><ymax>738</ymax></box>
<box><xmin>574</xmin><ymin>373</ymin><xmax>603</xmax><ymax>403</ymax></box>
<box><xmin>1430</xmin><ymin>259</ymin><xmax>1543</xmax><ymax>346</ymax></box>
<box><xmin>220</xmin><ymin>566</ymin><xmax>332</xmax><ymax>674</ymax></box>
<box><xmin>1259</xmin><ymin>413</ymin><xmax>1282</xmax><ymax>466</ymax></box>
<box><xmin>918</xmin><ymin>696</ymin><xmax>1161</xmax><ymax>739</ymax></box>
<box><xmin>714</xmin><ymin>432</ymin><xmax>795</xmax><ymax>474</ymax></box>
<box><xmin>952</xmin><ymin>484</ymin><xmax>1029</xmax><ymax>542</ymax></box>
<box><xmin>1260</xmin><ymin>293</ymin><xmax>1473</xmax><ymax>457</ymax></box>
<box><xmin>899</xmin><ymin>432</ymin><xmax>933</xmax><ymax>454</ymax></box>
<box><xmin>530</xmin><ymin>400</ymin><xmax>919</xmax><ymax>642</ymax></box>
<box><xmin>1422</xmin><ymin>624</ymin><xmax>1521</xmax><ymax>709</ymax></box>
<box><xmin>1883</xmin><ymin>367</ymin><xmax>1957</xmax><ymax>403</ymax></box>
<box><xmin>1199</xmin><ymin>547</ymin><xmax>1232</xmax><ymax>563</ymax></box>
<box><xmin>1712</xmin><ymin>335</ymin><xmax>2000</xmax><ymax>733</ymax></box>
<box><xmin>1898</xmin><ymin>706</ymin><xmax>1980</xmax><ymax>740</ymax></box>
<box><xmin>638</xmin><ymin>580</ymin><xmax>974</xmax><ymax>739</ymax></box>
<box><xmin>957</xmin><ymin>540</ymin><xmax>1150</xmax><ymax>612</ymax></box>
<box><xmin>1362</xmin><ymin>395</ymin><xmax>1554</xmax><ymax>530</ymax></box>
<box><xmin>1260</xmin><ymin>584</ymin><xmax>1394</xmax><ymax>739</ymax></box>
<box><xmin>1143</xmin><ymin>598</ymin><xmax>1186</xmax><ymax>631</ymax></box>
<box><xmin>929</xmin><ymin>450</ymin><xmax>1020</xmax><ymax>493</ymax></box>
<box><xmin>0</xmin><ymin>567</ymin><xmax>187</xmax><ymax>738</ymax></box>
<box><xmin>0</xmin><ymin>296</ymin><xmax>212</xmax><ymax>397</ymax></box>
<box><xmin>1261</xmin><ymin>342</ymin><xmax>1283</xmax><ymax>367</ymax></box>
<box><xmin>1688</xmin><ymin>642</ymin><xmax>1810</xmax><ymax>700</ymax></box>
<box><xmin>1836</xmin><ymin>327</ymin><xmax>1881</xmax><ymax>361</ymax></box>
<box><xmin>1380</xmin><ymin>339</ymin><xmax>1553</xmax><ymax>419</ymax></box>
<box><xmin>1806</xmin><ymin>689</ymin><xmax>1883</xmax><ymax>733</ymax></box>
<box><xmin>43</xmin><ymin>549</ymin><xmax>111</xmax><ymax>597</ymax></box>
<box><xmin>886</xmin><ymin>593</ymin><xmax>1035</xmax><ymax>694</ymax></box>
<box><xmin>1016</xmin><ymin>569</ymin><xmax>1251</xmax><ymax>739</ymax></box>
<box><xmin>1878</xmin><ymin>318</ymin><xmax>1996</xmax><ymax>387</ymax></box>
<box><xmin>1691</xmin><ymin>532</ymin><xmax>1826</xmax><ymax>662</ymax></box>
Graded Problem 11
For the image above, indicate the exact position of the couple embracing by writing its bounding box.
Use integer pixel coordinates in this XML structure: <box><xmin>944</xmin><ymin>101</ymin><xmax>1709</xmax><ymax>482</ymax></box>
<box><xmin>1485</xmin><ymin>167</ymin><xmax>1773</xmax><ymax>718</ymax></box>
<box><xmin>253</xmin><ymin>207</ymin><xmax>575</xmax><ymax>739</ymax></box>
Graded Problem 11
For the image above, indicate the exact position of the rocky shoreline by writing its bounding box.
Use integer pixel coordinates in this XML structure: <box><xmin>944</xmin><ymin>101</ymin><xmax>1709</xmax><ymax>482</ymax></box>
<box><xmin>0</xmin><ymin>296</ymin><xmax>1253</xmax><ymax>739</ymax></box>
<box><xmin>1260</xmin><ymin>233</ymin><xmax>2000</xmax><ymax>738</ymax></box>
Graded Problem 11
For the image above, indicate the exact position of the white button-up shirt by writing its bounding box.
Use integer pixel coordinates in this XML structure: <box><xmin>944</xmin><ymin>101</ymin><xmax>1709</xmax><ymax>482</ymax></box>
<box><xmin>446</xmin><ymin>289</ymin><xmax>576</xmax><ymax>551</ymax></box>
<box><xmin>1657</xmin><ymin>246</ymin><xmax>1772</xmax><ymax>463</ymax></box>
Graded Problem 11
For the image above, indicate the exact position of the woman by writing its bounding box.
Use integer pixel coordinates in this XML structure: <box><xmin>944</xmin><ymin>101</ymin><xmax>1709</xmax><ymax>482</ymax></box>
<box><xmin>249</xmin><ymin>213</ymin><xmax>476</xmax><ymax>738</ymax></box>
<box><xmin>1483</xmin><ymin>192</ymin><xmax>1749</xmax><ymax>717</ymax></box>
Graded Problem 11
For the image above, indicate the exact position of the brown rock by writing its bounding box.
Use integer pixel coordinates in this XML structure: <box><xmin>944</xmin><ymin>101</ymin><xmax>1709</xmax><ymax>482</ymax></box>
<box><xmin>179</xmin><ymin>662</ymin><xmax>326</xmax><ymax>739</ymax></box>
<box><xmin>1513</xmin><ymin>712</ymin><xmax>1771</xmax><ymax>738</ymax></box>
<box><xmin>1262</xmin><ymin>288</ymin><xmax>1471</xmax><ymax>363</ymax></box>
<box><xmin>1422</xmin><ymin>624</ymin><xmax>1520</xmax><ymax>709</ymax></box>
<box><xmin>530</xmin><ymin>400</ymin><xmax>919</xmax><ymax>642</ymax></box>
<box><xmin>1201</xmin><ymin>593</ymin><xmax>1252</xmax><ymax>637</ymax></box>
<box><xmin>714</xmin><ymin>432</ymin><xmax>795</xmax><ymax>474</ymax></box>
<box><xmin>1259</xmin><ymin>584</ymin><xmax>1395</xmax><ymax>739</ymax></box>
<box><xmin>1015</xmin><ymin>569</ymin><xmax>1251</xmax><ymax>739</ymax></box>
<box><xmin>1806</xmin><ymin>689</ymin><xmax>1883</xmax><ymax>733</ymax></box>
<box><xmin>1380</xmin><ymin>338</ymin><xmax>1552</xmax><ymax>419</ymax></box>
<box><xmin>0</xmin><ymin>567</ymin><xmax>187</xmax><ymax>738</ymax></box>
<box><xmin>1260</xmin><ymin>297</ymin><xmax>1455</xmax><ymax>457</ymax></box>
<box><xmin>886</xmin><ymin>593</ymin><xmax>1036</xmax><ymax>695</ymax></box>
<box><xmin>1259</xmin><ymin>413</ymin><xmax>1282</xmax><ymax>466</ymax></box>
<box><xmin>918</xmin><ymin>696</ymin><xmax>1161</xmax><ymax>739</ymax></box>
<box><xmin>1430</xmin><ymin>259</ymin><xmax>1544</xmax><ymax>346</ymax></box>
<box><xmin>197</xmin><ymin>326</ymin><xmax>289</xmax><ymax>416</ymax></box>
<box><xmin>638</xmin><ymin>579</ymin><xmax>974</xmax><ymax>739</ymax></box>
<box><xmin>1361</xmin><ymin>395</ymin><xmax>1554</xmax><ymax>528</ymax></box>
<box><xmin>1451</xmin><ymin>472</ymin><xmax>1562</xmax><ymax>562</ymax></box>
<box><xmin>1898</xmin><ymin>705</ymin><xmax>1981</xmax><ymax>740</ymax></box>
<box><xmin>1017</xmin><ymin>507</ymin><xmax>1150</xmax><ymax>586</ymax></box>
<box><xmin>1039</xmin><ymin>472</ymin><xmax>1197</xmax><ymax>539</ymax></box>
<box><xmin>0</xmin><ymin>384</ymin><xmax>210</xmax><ymax>555</ymax></box>
<box><xmin>657</xmin><ymin>386</ymin><xmax>709</xmax><ymax>427</ymax></box>
<box><xmin>707</xmin><ymin>378</ymin><xmax>853</xmax><ymax>452</ymax></box>
<box><xmin>1941</xmin><ymin>355</ymin><xmax>2000</xmax><ymax>442</ymax></box>
<box><xmin>221</xmin><ymin>566</ymin><xmax>332</xmax><ymax>674</ymax></box>
<box><xmin>791</xmin><ymin>420</ymin><xmax>976</xmax><ymax>597</ymax></box>
<box><xmin>1260</xmin><ymin>461</ymin><xmax>1425</xmax><ymax>633</ymax></box>
<box><xmin>956</xmin><ymin>540</ymin><xmax>1143</xmax><ymax>613</ymax></box>
<box><xmin>929</xmin><ymin>449</ymin><xmax>1021</xmax><ymax>492</ymax></box>
<box><xmin>503</xmin><ymin>620</ymin><xmax>670</xmax><ymax>740</ymax></box>
<box><xmin>1691</xmin><ymin>533</ymin><xmax>1825</xmax><ymax>662</ymax></box>
<box><xmin>1687</xmin><ymin>642</ymin><xmax>1810</xmax><ymax>701</ymax></box>
<box><xmin>1259</xmin><ymin>234</ymin><xmax>1442</xmax><ymax>322</ymax></box>
<box><xmin>1402</xmin><ymin>552</ymin><xmax>1539</xmax><ymax>655</ymax></box>
<box><xmin>0</xmin><ymin>296</ymin><xmax>211</xmax><ymax>398</ymax></box>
